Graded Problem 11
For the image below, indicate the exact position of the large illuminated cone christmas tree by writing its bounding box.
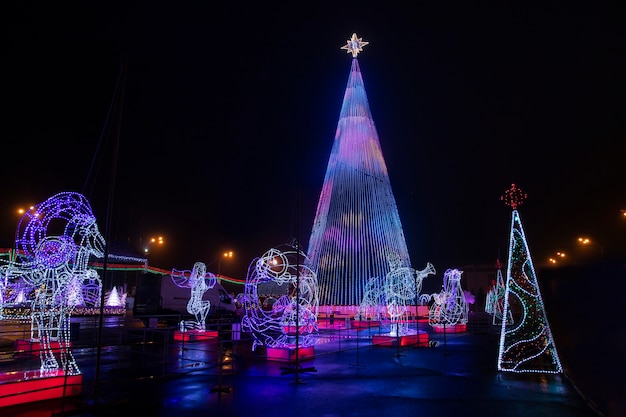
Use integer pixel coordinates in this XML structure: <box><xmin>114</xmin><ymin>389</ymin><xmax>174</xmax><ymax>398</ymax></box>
<box><xmin>497</xmin><ymin>184</ymin><xmax>562</xmax><ymax>373</ymax></box>
<box><xmin>305</xmin><ymin>34</ymin><xmax>412</xmax><ymax>306</ymax></box>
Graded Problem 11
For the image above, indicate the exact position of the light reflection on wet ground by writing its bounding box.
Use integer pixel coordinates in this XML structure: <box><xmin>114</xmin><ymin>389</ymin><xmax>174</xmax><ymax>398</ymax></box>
<box><xmin>0</xmin><ymin>315</ymin><xmax>609</xmax><ymax>417</ymax></box>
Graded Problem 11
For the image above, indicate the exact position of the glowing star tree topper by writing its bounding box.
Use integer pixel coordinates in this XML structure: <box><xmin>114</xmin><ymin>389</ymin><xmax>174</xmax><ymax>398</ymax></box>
<box><xmin>341</xmin><ymin>33</ymin><xmax>369</xmax><ymax>57</ymax></box>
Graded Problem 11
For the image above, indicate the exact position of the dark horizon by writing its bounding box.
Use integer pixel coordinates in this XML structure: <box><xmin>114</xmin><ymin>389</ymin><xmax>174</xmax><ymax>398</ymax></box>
<box><xmin>2</xmin><ymin>2</ymin><xmax>625</xmax><ymax>279</ymax></box>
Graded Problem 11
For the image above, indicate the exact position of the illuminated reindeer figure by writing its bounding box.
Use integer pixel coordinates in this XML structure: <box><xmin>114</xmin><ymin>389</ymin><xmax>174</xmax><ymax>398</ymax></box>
<box><xmin>384</xmin><ymin>251</ymin><xmax>435</xmax><ymax>336</ymax></box>
<box><xmin>0</xmin><ymin>192</ymin><xmax>105</xmax><ymax>375</ymax></box>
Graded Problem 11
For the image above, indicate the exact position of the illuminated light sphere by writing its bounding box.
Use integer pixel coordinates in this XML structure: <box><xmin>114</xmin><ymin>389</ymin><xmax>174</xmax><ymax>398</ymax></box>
<box><xmin>497</xmin><ymin>187</ymin><xmax>562</xmax><ymax>374</ymax></box>
<box><xmin>171</xmin><ymin>262</ymin><xmax>216</xmax><ymax>331</ymax></box>
<box><xmin>242</xmin><ymin>242</ymin><xmax>318</xmax><ymax>351</ymax></box>
<box><xmin>306</xmin><ymin>37</ymin><xmax>412</xmax><ymax>306</ymax></box>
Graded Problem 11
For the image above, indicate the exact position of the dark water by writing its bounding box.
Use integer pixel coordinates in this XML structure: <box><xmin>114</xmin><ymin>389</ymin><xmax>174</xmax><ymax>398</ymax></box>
<box><xmin>540</xmin><ymin>260</ymin><xmax>626</xmax><ymax>417</ymax></box>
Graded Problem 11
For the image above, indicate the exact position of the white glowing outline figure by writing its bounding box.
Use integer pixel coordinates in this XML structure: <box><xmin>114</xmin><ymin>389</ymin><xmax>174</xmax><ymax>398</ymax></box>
<box><xmin>384</xmin><ymin>252</ymin><xmax>435</xmax><ymax>336</ymax></box>
<box><xmin>428</xmin><ymin>268</ymin><xmax>468</xmax><ymax>329</ymax></box>
<box><xmin>355</xmin><ymin>275</ymin><xmax>386</xmax><ymax>321</ymax></box>
<box><xmin>0</xmin><ymin>192</ymin><xmax>105</xmax><ymax>376</ymax></box>
<box><xmin>242</xmin><ymin>243</ymin><xmax>319</xmax><ymax>351</ymax></box>
<box><xmin>171</xmin><ymin>262</ymin><xmax>216</xmax><ymax>332</ymax></box>
<box><xmin>486</xmin><ymin>262</ymin><xmax>513</xmax><ymax>325</ymax></box>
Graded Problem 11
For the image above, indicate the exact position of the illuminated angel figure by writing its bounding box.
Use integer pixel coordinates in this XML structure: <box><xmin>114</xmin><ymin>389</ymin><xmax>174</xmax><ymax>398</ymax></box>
<box><xmin>428</xmin><ymin>268</ymin><xmax>468</xmax><ymax>329</ymax></box>
<box><xmin>171</xmin><ymin>262</ymin><xmax>216</xmax><ymax>331</ymax></box>
<box><xmin>242</xmin><ymin>242</ymin><xmax>319</xmax><ymax>351</ymax></box>
<box><xmin>0</xmin><ymin>192</ymin><xmax>105</xmax><ymax>376</ymax></box>
<box><xmin>384</xmin><ymin>252</ymin><xmax>435</xmax><ymax>336</ymax></box>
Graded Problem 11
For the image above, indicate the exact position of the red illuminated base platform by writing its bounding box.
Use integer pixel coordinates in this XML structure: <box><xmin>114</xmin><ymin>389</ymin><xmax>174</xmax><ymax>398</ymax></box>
<box><xmin>352</xmin><ymin>320</ymin><xmax>381</xmax><ymax>328</ymax></box>
<box><xmin>372</xmin><ymin>331</ymin><xmax>429</xmax><ymax>347</ymax></box>
<box><xmin>173</xmin><ymin>330</ymin><xmax>218</xmax><ymax>342</ymax></box>
<box><xmin>317</xmin><ymin>320</ymin><xmax>350</xmax><ymax>330</ymax></box>
<box><xmin>282</xmin><ymin>325</ymin><xmax>318</xmax><ymax>335</ymax></box>
<box><xmin>0</xmin><ymin>370</ymin><xmax>82</xmax><ymax>407</ymax></box>
<box><xmin>15</xmin><ymin>339</ymin><xmax>70</xmax><ymax>355</ymax></box>
<box><xmin>266</xmin><ymin>346</ymin><xmax>315</xmax><ymax>362</ymax></box>
<box><xmin>432</xmin><ymin>324</ymin><xmax>467</xmax><ymax>333</ymax></box>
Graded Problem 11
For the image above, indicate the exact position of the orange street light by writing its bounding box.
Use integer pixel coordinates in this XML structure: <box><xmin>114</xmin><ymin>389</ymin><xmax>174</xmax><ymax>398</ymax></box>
<box><xmin>218</xmin><ymin>251</ymin><xmax>234</xmax><ymax>275</ymax></box>
<box><xmin>144</xmin><ymin>236</ymin><xmax>165</xmax><ymax>254</ymax></box>
<box><xmin>577</xmin><ymin>236</ymin><xmax>604</xmax><ymax>260</ymax></box>
<box><xmin>548</xmin><ymin>251</ymin><xmax>566</xmax><ymax>265</ymax></box>
<box><xmin>17</xmin><ymin>206</ymin><xmax>36</xmax><ymax>216</ymax></box>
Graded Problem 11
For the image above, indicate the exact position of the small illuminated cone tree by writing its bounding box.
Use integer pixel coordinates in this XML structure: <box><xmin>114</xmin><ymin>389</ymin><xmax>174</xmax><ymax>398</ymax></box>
<box><xmin>306</xmin><ymin>34</ymin><xmax>412</xmax><ymax>306</ymax></box>
<box><xmin>497</xmin><ymin>184</ymin><xmax>562</xmax><ymax>373</ymax></box>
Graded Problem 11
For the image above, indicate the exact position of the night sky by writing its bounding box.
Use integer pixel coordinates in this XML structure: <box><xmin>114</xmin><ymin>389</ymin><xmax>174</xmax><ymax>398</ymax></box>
<box><xmin>2</xmin><ymin>2</ymin><xmax>625</xmax><ymax>279</ymax></box>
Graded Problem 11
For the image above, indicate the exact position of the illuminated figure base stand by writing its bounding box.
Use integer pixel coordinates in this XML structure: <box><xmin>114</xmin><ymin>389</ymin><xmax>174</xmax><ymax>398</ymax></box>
<box><xmin>266</xmin><ymin>346</ymin><xmax>315</xmax><ymax>363</ymax></box>
<box><xmin>352</xmin><ymin>320</ymin><xmax>381</xmax><ymax>328</ymax></box>
<box><xmin>15</xmin><ymin>339</ymin><xmax>71</xmax><ymax>354</ymax></box>
<box><xmin>372</xmin><ymin>330</ymin><xmax>429</xmax><ymax>347</ymax></box>
<box><xmin>432</xmin><ymin>324</ymin><xmax>467</xmax><ymax>333</ymax></box>
<box><xmin>173</xmin><ymin>329</ymin><xmax>218</xmax><ymax>342</ymax></box>
<box><xmin>0</xmin><ymin>370</ymin><xmax>82</xmax><ymax>407</ymax></box>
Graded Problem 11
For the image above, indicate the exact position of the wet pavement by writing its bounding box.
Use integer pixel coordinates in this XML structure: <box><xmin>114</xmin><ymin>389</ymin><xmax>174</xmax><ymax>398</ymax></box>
<box><xmin>0</xmin><ymin>314</ymin><xmax>607</xmax><ymax>417</ymax></box>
